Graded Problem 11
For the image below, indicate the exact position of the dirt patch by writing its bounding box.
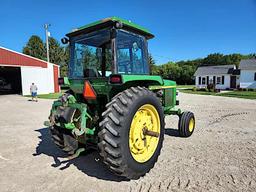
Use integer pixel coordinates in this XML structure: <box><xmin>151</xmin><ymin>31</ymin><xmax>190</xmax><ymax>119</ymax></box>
<box><xmin>0</xmin><ymin>94</ymin><xmax>256</xmax><ymax>191</ymax></box>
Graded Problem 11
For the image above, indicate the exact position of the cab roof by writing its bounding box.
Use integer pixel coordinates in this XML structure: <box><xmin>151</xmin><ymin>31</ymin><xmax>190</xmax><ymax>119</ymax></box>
<box><xmin>66</xmin><ymin>17</ymin><xmax>154</xmax><ymax>39</ymax></box>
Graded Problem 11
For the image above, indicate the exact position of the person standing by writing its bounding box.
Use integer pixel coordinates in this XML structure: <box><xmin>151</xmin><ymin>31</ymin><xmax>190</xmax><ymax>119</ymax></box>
<box><xmin>30</xmin><ymin>83</ymin><xmax>38</xmax><ymax>102</ymax></box>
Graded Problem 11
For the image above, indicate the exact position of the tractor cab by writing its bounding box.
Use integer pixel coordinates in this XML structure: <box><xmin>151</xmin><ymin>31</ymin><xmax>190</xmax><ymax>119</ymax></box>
<box><xmin>63</xmin><ymin>17</ymin><xmax>154</xmax><ymax>79</ymax></box>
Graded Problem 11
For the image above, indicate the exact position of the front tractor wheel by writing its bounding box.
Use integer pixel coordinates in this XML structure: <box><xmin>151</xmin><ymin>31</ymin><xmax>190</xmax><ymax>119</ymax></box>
<box><xmin>98</xmin><ymin>86</ymin><xmax>164</xmax><ymax>179</ymax></box>
<box><xmin>178</xmin><ymin>111</ymin><xmax>195</xmax><ymax>137</ymax></box>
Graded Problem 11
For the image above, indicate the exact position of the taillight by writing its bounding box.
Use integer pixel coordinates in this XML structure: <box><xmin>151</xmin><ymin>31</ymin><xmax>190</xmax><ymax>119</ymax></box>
<box><xmin>83</xmin><ymin>81</ymin><xmax>97</xmax><ymax>100</ymax></box>
<box><xmin>110</xmin><ymin>75</ymin><xmax>122</xmax><ymax>84</ymax></box>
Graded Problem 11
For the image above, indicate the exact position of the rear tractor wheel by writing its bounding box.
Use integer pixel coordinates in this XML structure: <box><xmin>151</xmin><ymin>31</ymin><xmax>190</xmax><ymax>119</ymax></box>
<box><xmin>98</xmin><ymin>86</ymin><xmax>164</xmax><ymax>179</ymax></box>
<box><xmin>178</xmin><ymin>111</ymin><xmax>195</xmax><ymax>137</ymax></box>
<box><xmin>49</xmin><ymin>125</ymin><xmax>78</xmax><ymax>155</ymax></box>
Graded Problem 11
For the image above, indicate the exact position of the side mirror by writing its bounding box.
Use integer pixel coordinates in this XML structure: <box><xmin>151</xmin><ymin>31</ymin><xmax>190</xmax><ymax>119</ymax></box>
<box><xmin>61</xmin><ymin>37</ymin><xmax>69</xmax><ymax>44</ymax></box>
<box><xmin>58</xmin><ymin>77</ymin><xmax>64</xmax><ymax>85</ymax></box>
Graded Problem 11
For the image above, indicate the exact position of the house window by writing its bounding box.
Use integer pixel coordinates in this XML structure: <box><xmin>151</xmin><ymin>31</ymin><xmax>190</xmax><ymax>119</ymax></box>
<box><xmin>217</xmin><ymin>77</ymin><xmax>221</xmax><ymax>84</ymax></box>
<box><xmin>202</xmin><ymin>77</ymin><xmax>206</xmax><ymax>85</ymax></box>
<box><xmin>199</xmin><ymin>76</ymin><xmax>201</xmax><ymax>84</ymax></box>
<box><xmin>222</xmin><ymin>76</ymin><xmax>225</xmax><ymax>84</ymax></box>
<box><xmin>254</xmin><ymin>73</ymin><xmax>256</xmax><ymax>81</ymax></box>
<box><xmin>206</xmin><ymin>76</ymin><xmax>209</xmax><ymax>85</ymax></box>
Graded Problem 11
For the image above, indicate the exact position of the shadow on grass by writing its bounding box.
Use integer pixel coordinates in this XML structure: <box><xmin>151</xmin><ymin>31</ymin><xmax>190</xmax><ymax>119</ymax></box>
<box><xmin>33</xmin><ymin>127</ymin><xmax>128</xmax><ymax>182</ymax></box>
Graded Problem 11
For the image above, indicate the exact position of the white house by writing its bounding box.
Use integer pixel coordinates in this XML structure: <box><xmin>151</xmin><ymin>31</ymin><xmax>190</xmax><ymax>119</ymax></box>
<box><xmin>194</xmin><ymin>65</ymin><xmax>240</xmax><ymax>90</ymax></box>
<box><xmin>239</xmin><ymin>59</ymin><xmax>256</xmax><ymax>89</ymax></box>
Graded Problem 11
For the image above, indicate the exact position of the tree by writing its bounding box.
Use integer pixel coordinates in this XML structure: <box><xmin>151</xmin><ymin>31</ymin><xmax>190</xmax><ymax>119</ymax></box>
<box><xmin>59</xmin><ymin>46</ymin><xmax>69</xmax><ymax>77</ymax></box>
<box><xmin>148</xmin><ymin>53</ymin><xmax>155</xmax><ymax>74</ymax></box>
<box><xmin>148</xmin><ymin>54</ymin><xmax>164</xmax><ymax>75</ymax></box>
<box><xmin>48</xmin><ymin>37</ymin><xmax>66</xmax><ymax>64</ymax></box>
<box><xmin>23</xmin><ymin>35</ymin><xmax>70</xmax><ymax>77</ymax></box>
<box><xmin>201</xmin><ymin>53</ymin><xmax>246</xmax><ymax>67</ymax></box>
<box><xmin>202</xmin><ymin>53</ymin><xmax>225</xmax><ymax>66</ymax></box>
<box><xmin>23</xmin><ymin>35</ymin><xmax>46</xmax><ymax>60</ymax></box>
<box><xmin>48</xmin><ymin>37</ymin><xmax>70</xmax><ymax>77</ymax></box>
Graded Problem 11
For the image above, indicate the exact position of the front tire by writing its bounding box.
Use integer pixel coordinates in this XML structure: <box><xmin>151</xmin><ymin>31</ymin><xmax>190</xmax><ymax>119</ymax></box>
<box><xmin>98</xmin><ymin>86</ymin><xmax>164</xmax><ymax>179</ymax></box>
<box><xmin>178</xmin><ymin>111</ymin><xmax>195</xmax><ymax>137</ymax></box>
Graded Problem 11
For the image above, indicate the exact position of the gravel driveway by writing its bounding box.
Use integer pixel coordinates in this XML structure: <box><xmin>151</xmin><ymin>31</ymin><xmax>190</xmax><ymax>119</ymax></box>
<box><xmin>0</xmin><ymin>93</ymin><xmax>256</xmax><ymax>192</ymax></box>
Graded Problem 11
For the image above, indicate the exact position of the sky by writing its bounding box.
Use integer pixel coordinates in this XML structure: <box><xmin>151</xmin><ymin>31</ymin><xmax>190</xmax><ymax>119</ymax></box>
<box><xmin>0</xmin><ymin>0</ymin><xmax>255</xmax><ymax>64</ymax></box>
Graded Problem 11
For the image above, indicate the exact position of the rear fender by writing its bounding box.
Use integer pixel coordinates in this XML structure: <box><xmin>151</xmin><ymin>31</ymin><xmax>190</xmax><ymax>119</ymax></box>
<box><xmin>109</xmin><ymin>74</ymin><xmax>163</xmax><ymax>98</ymax></box>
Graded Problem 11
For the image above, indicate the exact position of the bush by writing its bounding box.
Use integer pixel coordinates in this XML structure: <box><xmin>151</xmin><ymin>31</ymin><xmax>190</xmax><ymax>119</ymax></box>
<box><xmin>207</xmin><ymin>83</ymin><xmax>214</xmax><ymax>90</ymax></box>
<box><xmin>192</xmin><ymin>87</ymin><xmax>197</xmax><ymax>92</ymax></box>
<box><xmin>248</xmin><ymin>88</ymin><xmax>254</xmax><ymax>91</ymax></box>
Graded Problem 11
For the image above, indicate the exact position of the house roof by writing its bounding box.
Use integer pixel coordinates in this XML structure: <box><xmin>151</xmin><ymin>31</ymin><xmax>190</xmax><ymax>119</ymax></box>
<box><xmin>194</xmin><ymin>65</ymin><xmax>235</xmax><ymax>76</ymax></box>
<box><xmin>0</xmin><ymin>46</ymin><xmax>58</xmax><ymax>68</ymax></box>
<box><xmin>240</xmin><ymin>59</ymin><xmax>256</xmax><ymax>70</ymax></box>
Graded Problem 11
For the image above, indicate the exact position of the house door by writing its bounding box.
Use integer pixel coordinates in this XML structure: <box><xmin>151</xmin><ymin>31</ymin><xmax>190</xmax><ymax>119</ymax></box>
<box><xmin>230</xmin><ymin>76</ymin><xmax>236</xmax><ymax>89</ymax></box>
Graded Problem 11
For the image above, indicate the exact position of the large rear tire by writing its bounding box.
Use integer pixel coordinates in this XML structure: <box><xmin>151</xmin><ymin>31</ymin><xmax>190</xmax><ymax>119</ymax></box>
<box><xmin>49</xmin><ymin>125</ymin><xmax>78</xmax><ymax>155</ymax></box>
<box><xmin>98</xmin><ymin>86</ymin><xmax>164</xmax><ymax>179</ymax></box>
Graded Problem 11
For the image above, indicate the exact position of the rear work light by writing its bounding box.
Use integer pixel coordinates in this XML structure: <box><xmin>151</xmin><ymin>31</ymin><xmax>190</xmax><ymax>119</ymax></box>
<box><xmin>109</xmin><ymin>75</ymin><xmax>122</xmax><ymax>84</ymax></box>
<box><xmin>83</xmin><ymin>81</ymin><xmax>97</xmax><ymax>100</ymax></box>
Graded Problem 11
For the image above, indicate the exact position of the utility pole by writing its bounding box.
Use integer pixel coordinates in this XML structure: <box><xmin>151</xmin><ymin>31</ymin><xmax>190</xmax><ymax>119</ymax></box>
<box><xmin>44</xmin><ymin>24</ymin><xmax>50</xmax><ymax>63</ymax></box>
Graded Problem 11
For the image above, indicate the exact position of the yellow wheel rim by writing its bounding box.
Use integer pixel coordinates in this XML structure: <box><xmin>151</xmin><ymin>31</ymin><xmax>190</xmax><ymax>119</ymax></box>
<box><xmin>129</xmin><ymin>104</ymin><xmax>160</xmax><ymax>163</ymax></box>
<box><xmin>188</xmin><ymin>118</ymin><xmax>195</xmax><ymax>132</ymax></box>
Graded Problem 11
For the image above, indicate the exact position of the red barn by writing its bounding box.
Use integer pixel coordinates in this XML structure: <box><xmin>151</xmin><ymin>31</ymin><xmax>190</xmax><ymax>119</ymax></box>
<box><xmin>0</xmin><ymin>46</ymin><xmax>60</xmax><ymax>95</ymax></box>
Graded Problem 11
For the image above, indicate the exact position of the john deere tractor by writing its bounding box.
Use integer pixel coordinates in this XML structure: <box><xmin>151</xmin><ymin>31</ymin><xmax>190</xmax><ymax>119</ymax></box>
<box><xmin>45</xmin><ymin>17</ymin><xmax>195</xmax><ymax>179</ymax></box>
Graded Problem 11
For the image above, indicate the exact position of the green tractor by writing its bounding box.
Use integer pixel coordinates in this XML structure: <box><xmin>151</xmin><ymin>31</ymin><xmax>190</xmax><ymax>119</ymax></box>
<box><xmin>45</xmin><ymin>17</ymin><xmax>195</xmax><ymax>179</ymax></box>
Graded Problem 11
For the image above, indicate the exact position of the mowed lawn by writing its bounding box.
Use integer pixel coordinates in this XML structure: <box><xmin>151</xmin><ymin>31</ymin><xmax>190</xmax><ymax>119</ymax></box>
<box><xmin>25</xmin><ymin>92</ymin><xmax>62</xmax><ymax>99</ymax></box>
<box><xmin>24</xmin><ymin>86</ymin><xmax>256</xmax><ymax>100</ymax></box>
<box><xmin>180</xmin><ymin>89</ymin><xmax>256</xmax><ymax>100</ymax></box>
<box><xmin>37</xmin><ymin>93</ymin><xmax>62</xmax><ymax>99</ymax></box>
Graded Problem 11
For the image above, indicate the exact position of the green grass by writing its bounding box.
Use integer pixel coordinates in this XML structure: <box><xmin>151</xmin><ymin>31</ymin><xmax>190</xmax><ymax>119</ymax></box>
<box><xmin>180</xmin><ymin>90</ymin><xmax>256</xmax><ymax>100</ymax></box>
<box><xmin>37</xmin><ymin>93</ymin><xmax>62</xmax><ymax>99</ymax></box>
<box><xmin>218</xmin><ymin>91</ymin><xmax>256</xmax><ymax>99</ymax></box>
<box><xmin>180</xmin><ymin>90</ymin><xmax>215</xmax><ymax>95</ymax></box>
<box><xmin>25</xmin><ymin>92</ymin><xmax>62</xmax><ymax>99</ymax></box>
<box><xmin>25</xmin><ymin>89</ymin><xmax>256</xmax><ymax>100</ymax></box>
